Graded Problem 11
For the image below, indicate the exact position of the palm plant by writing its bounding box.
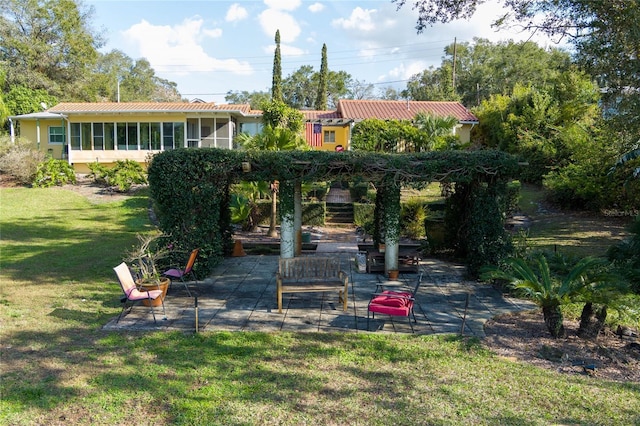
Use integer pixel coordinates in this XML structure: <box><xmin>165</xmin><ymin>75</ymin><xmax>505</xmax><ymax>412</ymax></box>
<box><xmin>413</xmin><ymin>112</ymin><xmax>459</xmax><ymax>151</ymax></box>
<box><xmin>611</xmin><ymin>140</ymin><xmax>640</xmax><ymax>179</ymax></box>
<box><xmin>482</xmin><ymin>254</ymin><xmax>609</xmax><ymax>338</ymax></box>
<box><xmin>237</xmin><ymin>125</ymin><xmax>308</xmax><ymax>237</ymax></box>
<box><xmin>230</xmin><ymin>181</ymin><xmax>270</xmax><ymax>231</ymax></box>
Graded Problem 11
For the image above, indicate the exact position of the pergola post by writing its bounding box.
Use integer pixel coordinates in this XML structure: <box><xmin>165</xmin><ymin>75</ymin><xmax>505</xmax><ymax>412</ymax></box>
<box><xmin>279</xmin><ymin>180</ymin><xmax>295</xmax><ymax>259</ymax></box>
<box><xmin>383</xmin><ymin>182</ymin><xmax>401</xmax><ymax>273</ymax></box>
<box><xmin>294</xmin><ymin>181</ymin><xmax>302</xmax><ymax>256</ymax></box>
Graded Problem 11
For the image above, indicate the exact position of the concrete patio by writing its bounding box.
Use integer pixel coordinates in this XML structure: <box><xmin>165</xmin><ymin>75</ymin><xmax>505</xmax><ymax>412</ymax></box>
<box><xmin>104</xmin><ymin>248</ymin><xmax>536</xmax><ymax>336</ymax></box>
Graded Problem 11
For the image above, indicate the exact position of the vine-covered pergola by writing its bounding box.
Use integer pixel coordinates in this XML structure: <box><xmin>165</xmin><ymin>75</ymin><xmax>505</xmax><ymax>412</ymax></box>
<box><xmin>148</xmin><ymin>149</ymin><xmax>520</xmax><ymax>276</ymax></box>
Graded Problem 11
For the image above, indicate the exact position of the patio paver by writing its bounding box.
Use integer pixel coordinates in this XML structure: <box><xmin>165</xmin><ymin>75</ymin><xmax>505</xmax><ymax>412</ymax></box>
<box><xmin>104</xmin><ymin>252</ymin><xmax>536</xmax><ymax>335</ymax></box>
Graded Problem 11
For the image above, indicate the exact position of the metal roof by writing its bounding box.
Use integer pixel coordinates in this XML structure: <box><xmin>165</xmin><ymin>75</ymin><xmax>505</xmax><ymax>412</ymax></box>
<box><xmin>336</xmin><ymin>100</ymin><xmax>479</xmax><ymax>122</ymax></box>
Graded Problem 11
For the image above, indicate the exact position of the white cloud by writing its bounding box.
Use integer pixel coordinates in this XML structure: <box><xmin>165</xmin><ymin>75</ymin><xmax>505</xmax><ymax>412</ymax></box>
<box><xmin>122</xmin><ymin>18</ymin><xmax>252</xmax><ymax>75</ymax></box>
<box><xmin>258</xmin><ymin>9</ymin><xmax>301</xmax><ymax>43</ymax></box>
<box><xmin>386</xmin><ymin>61</ymin><xmax>430</xmax><ymax>80</ymax></box>
<box><xmin>225</xmin><ymin>4</ymin><xmax>248</xmax><ymax>22</ymax></box>
<box><xmin>203</xmin><ymin>28</ymin><xmax>223</xmax><ymax>38</ymax></box>
<box><xmin>308</xmin><ymin>2</ymin><xmax>324</xmax><ymax>13</ymax></box>
<box><xmin>332</xmin><ymin>7</ymin><xmax>377</xmax><ymax>32</ymax></box>
<box><xmin>264</xmin><ymin>0</ymin><xmax>301</xmax><ymax>12</ymax></box>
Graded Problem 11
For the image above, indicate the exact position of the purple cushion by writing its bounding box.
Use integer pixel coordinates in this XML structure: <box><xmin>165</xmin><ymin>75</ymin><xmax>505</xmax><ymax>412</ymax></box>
<box><xmin>163</xmin><ymin>268</ymin><xmax>184</xmax><ymax>278</ymax></box>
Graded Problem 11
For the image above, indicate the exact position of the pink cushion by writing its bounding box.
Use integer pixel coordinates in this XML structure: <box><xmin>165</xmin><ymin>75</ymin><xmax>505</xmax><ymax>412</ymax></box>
<box><xmin>368</xmin><ymin>302</ymin><xmax>412</xmax><ymax>317</ymax></box>
<box><xmin>127</xmin><ymin>288</ymin><xmax>163</xmax><ymax>301</ymax></box>
<box><xmin>371</xmin><ymin>295</ymin><xmax>407</xmax><ymax>307</ymax></box>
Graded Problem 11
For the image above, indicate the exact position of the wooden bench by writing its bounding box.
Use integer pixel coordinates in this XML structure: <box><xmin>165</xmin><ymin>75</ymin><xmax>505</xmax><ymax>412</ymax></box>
<box><xmin>276</xmin><ymin>257</ymin><xmax>349</xmax><ymax>313</ymax></box>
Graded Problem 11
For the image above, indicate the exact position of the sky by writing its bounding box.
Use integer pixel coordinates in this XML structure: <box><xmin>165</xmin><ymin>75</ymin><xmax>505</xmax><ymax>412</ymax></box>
<box><xmin>87</xmin><ymin>0</ymin><xmax>562</xmax><ymax>105</ymax></box>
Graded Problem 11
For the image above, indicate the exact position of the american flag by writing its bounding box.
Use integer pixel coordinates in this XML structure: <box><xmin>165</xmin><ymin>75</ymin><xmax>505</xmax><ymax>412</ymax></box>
<box><xmin>305</xmin><ymin>122</ymin><xmax>322</xmax><ymax>147</ymax></box>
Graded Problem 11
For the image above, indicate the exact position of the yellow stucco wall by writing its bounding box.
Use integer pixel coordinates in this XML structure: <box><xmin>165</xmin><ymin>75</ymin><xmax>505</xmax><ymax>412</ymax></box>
<box><xmin>455</xmin><ymin>123</ymin><xmax>474</xmax><ymax>144</ymax></box>
<box><xmin>16</xmin><ymin>118</ymin><xmax>67</xmax><ymax>159</ymax></box>
<box><xmin>312</xmin><ymin>125</ymin><xmax>351</xmax><ymax>151</ymax></box>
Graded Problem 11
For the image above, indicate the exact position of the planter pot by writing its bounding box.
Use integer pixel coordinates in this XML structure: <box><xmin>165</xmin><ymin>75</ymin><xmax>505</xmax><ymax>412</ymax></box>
<box><xmin>138</xmin><ymin>277</ymin><xmax>170</xmax><ymax>307</ymax></box>
<box><xmin>388</xmin><ymin>269</ymin><xmax>399</xmax><ymax>280</ymax></box>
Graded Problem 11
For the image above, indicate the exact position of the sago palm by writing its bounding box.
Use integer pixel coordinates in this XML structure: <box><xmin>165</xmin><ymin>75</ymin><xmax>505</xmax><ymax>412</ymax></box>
<box><xmin>483</xmin><ymin>254</ymin><xmax>607</xmax><ymax>338</ymax></box>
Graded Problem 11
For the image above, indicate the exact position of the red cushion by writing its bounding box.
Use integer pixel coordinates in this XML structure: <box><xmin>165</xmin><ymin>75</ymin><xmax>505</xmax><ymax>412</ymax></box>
<box><xmin>371</xmin><ymin>295</ymin><xmax>406</xmax><ymax>307</ymax></box>
<box><xmin>368</xmin><ymin>303</ymin><xmax>412</xmax><ymax>317</ymax></box>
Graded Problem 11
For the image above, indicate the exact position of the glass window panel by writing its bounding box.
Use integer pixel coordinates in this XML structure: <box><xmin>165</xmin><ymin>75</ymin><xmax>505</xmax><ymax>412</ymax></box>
<box><xmin>324</xmin><ymin>130</ymin><xmax>336</xmax><ymax>143</ymax></box>
<box><xmin>117</xmin><ymin>123</ymin><xmax>127</xmax><ymax>150</ymax></box>
<box><xmin>127</xmin><ymin>123</ymin><xmax>138</xmax><ymax>150</ymax></box>
<box><xmin>174</xmin><ymin>122</ymin><xmax>184</xmax><ymax>148</ymax></box>
<box><xmin>104</xmin><ymin>123</ymin><xmax>115</xmax><ymax>150</ymax></box>
<box><xmin>150</xmin><ymin>123</ymin><xmax>161</xmax><ymax>150</ymax></box>
<box><xmin>140</xmin><ymin>123</ymin><xmax>150</xmax><ymax>150</ymax></box>
<box><xmin>93</xmin><ymin>123</ymin><xmax>104</xmax><ymax>150</ymax></box>
<box><xmin>81</xmin><ymin>123</ymin><xmax>92</xmax><ymax>150</ymax></box>
<box><xmin>70</xmin><ymin>123</ymin><xmax>81</xmax><ymax>150</ymax></box>
<box><xmin>48</xmin><ymin>126</ymin><xmax>64</xmax><ymax>144</ymax></box>
<box><xmin>163</xmin><ymin>122</ymin><xmax>174</xmax><ymax>150</ymax></box>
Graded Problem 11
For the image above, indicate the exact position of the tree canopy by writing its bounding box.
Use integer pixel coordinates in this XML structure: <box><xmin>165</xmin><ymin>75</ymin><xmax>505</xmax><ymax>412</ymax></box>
<box><xmin>394</xmin><ymin>0</ymin><xmax>640</xmax><ymax>133</ymax></box>
<box><xmin>0</xmin><ymin>0</ymin><xmax>103</xmax><ymax>100</ymax></box>
<box><xmin>1</xmin><ymin>0</ymin><xmax>182</xmax><ymax>116</ymax></box>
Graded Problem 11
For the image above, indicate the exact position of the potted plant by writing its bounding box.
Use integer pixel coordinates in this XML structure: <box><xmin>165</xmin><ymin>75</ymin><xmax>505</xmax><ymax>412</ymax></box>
<box><xmin>124</xmin><ymin>233</ymin><xmax>171</xmax><ymax>307</ymax></box>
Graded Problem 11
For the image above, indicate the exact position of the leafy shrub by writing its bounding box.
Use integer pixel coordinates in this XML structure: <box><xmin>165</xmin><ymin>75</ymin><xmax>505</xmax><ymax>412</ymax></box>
<box><xmin>505</xmin><ymin>180</ymin><xmax>521</xmax><ymax>216</ymax></box>
<box><xmin>608</xmin><ymin>215</ymin><xmax>640</xmax><ymax>294</ymax></box>
<box><xmin>0</xmin><ymin>137</ymin><xmax>46</xmax><ymax>184</ymax></box>
<box><xmin>88</xmin><ymin>160</ymin><xmax>147</xmax><ymax>192</ymax></box>
<box><xmin>303</xmin><ymin>181</ymin><xmax>329</xmax><ymax>201</ymax></box>
<box><xmin>401</xmin><ymin>198</ymin><xmax>426</xmax><ymax>239</ymax></box>
<box><xmin>349</xmin><ymin>181</ymin><xmax>369</xmax><ymax>202</ymax></box>
<box><xmin>33</xmin><ymin>157</ymin><xmax>76</xmax><ymax>187</ymax></box>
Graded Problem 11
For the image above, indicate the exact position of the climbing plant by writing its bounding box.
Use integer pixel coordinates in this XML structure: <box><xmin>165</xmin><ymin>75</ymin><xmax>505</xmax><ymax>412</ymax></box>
<box><xmin>148</xmin><ymin>148</ymin><xmax>519</xmax><ymax>276</ymax></box>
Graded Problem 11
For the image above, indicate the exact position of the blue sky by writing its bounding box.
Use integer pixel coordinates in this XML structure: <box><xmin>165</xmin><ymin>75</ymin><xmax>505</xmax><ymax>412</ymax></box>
<box><xmin>87</xmin><ymin>0</ymin><xmax>560</xmax><ymax>104</ymax></box>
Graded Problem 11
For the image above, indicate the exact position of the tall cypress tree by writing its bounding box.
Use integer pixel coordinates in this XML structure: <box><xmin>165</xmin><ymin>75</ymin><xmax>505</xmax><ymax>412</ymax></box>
<box><xmin>314</xmin><ymin>43</ymin><xmax>328</xmax><ymax>110</ymax></box>
<box><xmin>271</xmin><ymin>30</ymin><xmax>282</xmax><ymax>102</ymax></box>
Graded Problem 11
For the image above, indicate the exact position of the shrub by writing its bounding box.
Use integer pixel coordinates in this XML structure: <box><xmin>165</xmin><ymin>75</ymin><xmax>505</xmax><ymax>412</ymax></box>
<box><xmin>401</xmin><ymin>198</ymin><xmax>427</xmax><ymax>239</ymax></box>
<box><xmin>88</xmin><ymin>160</ymin><xmax>147</xmax><ymax>192</ymax></box>
<box><xmin>0</xmin><ymin>138</ymin><xmax>45</xmax><ymax>184</ymax></box>
<box><xmin>349</xmin><ymin>181</ymin><xmax>369</xmax><ymax>202</ymax></box>
<box><xmin>33</xmin><ymin>157</ymin><xmax>76</xmax><ymax>187</ymax></box>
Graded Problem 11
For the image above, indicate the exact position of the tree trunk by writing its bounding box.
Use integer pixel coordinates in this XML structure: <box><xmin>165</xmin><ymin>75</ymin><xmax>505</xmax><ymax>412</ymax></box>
<box><xmin>268</xmin><ymin>183</ymin><xmax>278</xmax><ymax>237</ymax></box>
<box><xmin>577</xmin><ymin>302</ymin><xmax>608</xmax><ymax>339</ymax></box>
<box><xmin>543</xmin><ymin>305</ymin><xmax>566</xmax><ymax>338</ymax></box>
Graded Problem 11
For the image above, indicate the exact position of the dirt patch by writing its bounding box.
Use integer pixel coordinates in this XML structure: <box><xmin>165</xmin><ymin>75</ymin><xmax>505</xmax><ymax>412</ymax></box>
<box><xmin>483</xmin><ymin>310</ymin><xmax>640</xmax><ymax>383</ymax></box>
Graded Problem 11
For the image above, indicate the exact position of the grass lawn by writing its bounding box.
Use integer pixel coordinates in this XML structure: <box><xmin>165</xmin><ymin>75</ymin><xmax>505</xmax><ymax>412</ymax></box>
<box><xmin>1</xmin><ymin>186</ymin><xmax>638</xmax><ymax>425</ymax></box>
<box><xmin>517</xmin><ymin>184</ymin><xmax>633</xmax><ymax>258</ymax></box>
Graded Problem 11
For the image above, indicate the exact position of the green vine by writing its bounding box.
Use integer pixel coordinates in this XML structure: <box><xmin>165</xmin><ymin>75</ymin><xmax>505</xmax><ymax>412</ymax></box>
<box><xmin>379</xmin><ymin>180</ymin><xmax>401</xmax><ymax>245</ymax></box>
<box><xmin>148</xmin><ymin>148</ymin><xmax>519</xmax><ymax>275</ymax></box>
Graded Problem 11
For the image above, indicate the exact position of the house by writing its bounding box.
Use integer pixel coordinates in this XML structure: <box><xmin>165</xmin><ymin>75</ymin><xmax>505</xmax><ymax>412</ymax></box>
<box><xmin>300</xmin><ymin>100</ymin><xmax>479</xmax><ymax>150</ymax></box>
<box><xmin>8</xmin><ymin>99</ymin><xmax>478</xmax><ymax>172</ymax></box>
<box><xmin>9</xmin><ymin>102</ymin><xmax>261</xmax><ymax>173</ymax></box>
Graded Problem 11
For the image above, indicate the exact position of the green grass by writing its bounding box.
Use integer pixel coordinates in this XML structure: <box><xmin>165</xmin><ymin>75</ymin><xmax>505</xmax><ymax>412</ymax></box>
<box><xmin>1</xmin><ymin>187</ymin><xmax>638</xmax><ymax>425</ymax></box>
<box><xmin>518</xmin><ymin>184</ymin><xmax>633</xmax><ymax>257</ymax></box>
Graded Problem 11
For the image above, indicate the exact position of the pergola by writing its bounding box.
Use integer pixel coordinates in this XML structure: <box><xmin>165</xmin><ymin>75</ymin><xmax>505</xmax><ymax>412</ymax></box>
<box><xmin>148</xmin><ymin>149</ymin><xmax>519</xmax><ymax>275</ymax></box>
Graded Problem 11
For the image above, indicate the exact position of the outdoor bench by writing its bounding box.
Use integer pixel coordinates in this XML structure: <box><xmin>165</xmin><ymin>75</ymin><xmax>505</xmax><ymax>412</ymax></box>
<box><xmin>276</xmin><ymin>257</ymin><xmax>349</xmax><ymax>313</ymax></box>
